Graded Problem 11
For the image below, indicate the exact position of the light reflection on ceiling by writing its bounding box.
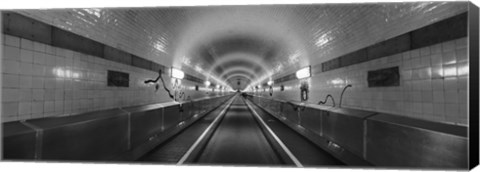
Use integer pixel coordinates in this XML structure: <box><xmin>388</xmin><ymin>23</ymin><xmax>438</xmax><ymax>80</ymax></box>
<box><xmin>18</xmin><ymin>2</ymin><xmax>467</xmax><ymax>90</ymax></box>
<box><xmin>218</xmin><ymin>67</ymin><xmax>258</xmax><ymax>80</ymax></box>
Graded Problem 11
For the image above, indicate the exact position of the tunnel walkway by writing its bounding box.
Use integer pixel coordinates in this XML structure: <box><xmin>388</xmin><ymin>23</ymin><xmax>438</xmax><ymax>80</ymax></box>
<box><xmin>244</xmin><ymin>100</ymin><xmax>345</xmax><ymax>166</ymax></box>
<box><xmin>194</xmin><ymin>96</ymin><xmax>281</xmax><ymax>165</ymax></box>
<box><xmin>138</xmin><ymin>94</ymin><xmax>343</xmax><ymax>166</ymax></box>
<box><xmin>137</xmin><ymin>96</ymin><xmax>234</xmax><ymax>163</ymax></box>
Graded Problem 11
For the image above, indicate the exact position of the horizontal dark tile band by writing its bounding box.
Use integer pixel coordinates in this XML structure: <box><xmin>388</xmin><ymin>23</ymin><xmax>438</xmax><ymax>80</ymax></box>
<box><xmin>2</xmin><ymin>12</ymin><xmax>205</xmax><ymax>84</ymax></box>
<box><xmin>273</xmin><ymin>12</ymin><xmax>467</xmax><ymax>84</ymax></box>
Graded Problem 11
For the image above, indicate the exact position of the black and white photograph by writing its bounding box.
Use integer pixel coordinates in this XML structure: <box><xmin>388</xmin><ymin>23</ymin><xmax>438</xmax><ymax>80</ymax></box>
<box><xmin>1</xmin><ymin>1</ymin><xmax>479</xmax><ymax>171</ymax></box>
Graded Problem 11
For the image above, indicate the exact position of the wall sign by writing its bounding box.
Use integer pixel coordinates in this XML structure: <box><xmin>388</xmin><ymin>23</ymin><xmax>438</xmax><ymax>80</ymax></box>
<box><xmin>367</xmin><ymin>66</ymin><xmax>400</xmax><ymax>87</ymax></box>
<box><xmin>107</xmin><ymin>70</ymin><xmax>129</xmax><ymax>87</ymax></box>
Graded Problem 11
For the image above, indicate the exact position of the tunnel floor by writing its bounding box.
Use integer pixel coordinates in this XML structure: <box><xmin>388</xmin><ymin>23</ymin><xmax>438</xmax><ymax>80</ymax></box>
<box><xmin>245</xmin><ymin>100</ymin><xmax>345</xmax><ymax>166</ymax></box>
<box><xmin>137</xmin><ymin>98</ymin><xmax>232</xmax><ymax>163</ymax></box>
<box><xmin>138</xmin><ymin>94</ymin><xmax>344</xmax><ymax>166</ymax></box>
<box><xmin>195</xmin><ymin>97</ymin><xmax>281</xmax><ymax>165</ymax></box>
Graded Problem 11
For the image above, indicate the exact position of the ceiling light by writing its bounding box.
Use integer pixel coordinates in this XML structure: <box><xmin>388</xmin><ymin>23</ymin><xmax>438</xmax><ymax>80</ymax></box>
<box><xmin>296</xmin><ymin>66</ymin><xmax>311</xmax><ymax>79</ymax></box>
<box><xmin>267</xmin><ymin>80</ymin><xmax>274</xmax><ymax>86</ymax></box>
<box><xmin>171</xmin><ymin>67</ymin><xmax>185</xmax><ymax>79</ymax></box>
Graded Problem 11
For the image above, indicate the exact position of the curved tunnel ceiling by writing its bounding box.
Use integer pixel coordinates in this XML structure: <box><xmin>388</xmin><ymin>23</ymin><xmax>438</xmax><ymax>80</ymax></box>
<box><xmin>18</xmin><ymin>3</ymin><xmax>468</xmax><ymax>90</ymax></box>
<box><xmin>226</xmin><ymin>74</ymin><xmax>254</xmax><ymax>87</ymax></box>
<box><xmin>226</xmin><ymin>74</ymin><xmax>255</xmax><ymax>82</ymax></box>
<box><xmin>188</xmin><ymin>35</ymin><xmax>285</xmax><ymax>84</ymax></box>
<box><xmin>218</xmin><ymin>67</ymin><xmax>257</xmax><ymax>80</ymax></box>
<box><xmin>222</xmin><ymin>71</ymin><xmax>256</xmax><ymax>83</ymax></box>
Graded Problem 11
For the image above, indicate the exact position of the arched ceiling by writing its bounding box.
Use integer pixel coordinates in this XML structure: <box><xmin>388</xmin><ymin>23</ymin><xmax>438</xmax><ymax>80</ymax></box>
<box><xmin>18</xmin><ymin>3</ymin><xmax>468</xmax><ymax>90</ymax></box>
<box><xmin>218</xmin><ymin>67</ymin><xmax>257</xmax><ymax>80</ymax></box>
<box><xmin>226</xmin><ymin>75</ymin><xmax>253</xmax><ymax>91</ymax></box>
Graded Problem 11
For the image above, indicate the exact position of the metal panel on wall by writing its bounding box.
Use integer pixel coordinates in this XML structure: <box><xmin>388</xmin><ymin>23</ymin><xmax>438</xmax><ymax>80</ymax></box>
<box><xmin>322</xmin><ymin>108</ymin><xmax>376</xmax><ymax>157</ymax></box>
<box><xmin>124</xmin><ymin>104</ymin><xmax>164</xmax><ymax>149</ymax></box>
<box><xmin>25</xmin><ymin>109</ymin><xmax>129</xmax><ymax>160</ymax></box>
<box><xmin>365</xmin><ymin>114</ymin><xmax>468</xmax><ymax>168</ymax></box>
<box><xmin>299</xmin><ymin>107</ymin><xmax>323</xmax><ymax>136</ymax></box>
<box><xmin>2</xmin><ymin>122</ymin><xmax>37</xmax><ymax>159</ymax></box>
<box><xmin>162</xmin><ymin>103</ymin><xmax>182</xmax><ymax>131</ymax></box>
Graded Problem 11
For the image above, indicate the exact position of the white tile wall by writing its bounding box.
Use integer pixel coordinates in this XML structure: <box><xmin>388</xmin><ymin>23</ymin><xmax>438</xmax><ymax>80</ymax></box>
<box><xmin>16</xmin><ymin>3</ymin><xmax>467</xmax><ymax>80</ymax></box>
<box><xmin>2</xmin><ymin>34</ymin><xmax>228</xmax><ymax>122</ymax></box>
<box><xmin>259</xmin><ymin>37</ymin><xmax>469</xmax><ymax>125</ymax></box>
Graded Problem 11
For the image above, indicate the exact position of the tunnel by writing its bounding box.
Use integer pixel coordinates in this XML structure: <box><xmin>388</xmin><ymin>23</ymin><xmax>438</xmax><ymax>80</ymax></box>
<box><xmin>1</xmin><ymin>2</ymin><xmax>478</xmax><ymax>171</ymax></box>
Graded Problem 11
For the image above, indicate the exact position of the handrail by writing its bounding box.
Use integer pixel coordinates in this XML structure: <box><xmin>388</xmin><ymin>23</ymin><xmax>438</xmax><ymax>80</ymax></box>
<box><xmin>318</xmin><ymin>94</ymin><xmax>336</xmax><ymax>107</ymax></box>
<box><xmin>339</xmin><ymin>84</ymin><xmax>352</xmax><ymax>108</ymax></box>
<box><xmin>144</xmin><ymin>69</ymin><xmax>175</xmax><ymax>100</ymax></box>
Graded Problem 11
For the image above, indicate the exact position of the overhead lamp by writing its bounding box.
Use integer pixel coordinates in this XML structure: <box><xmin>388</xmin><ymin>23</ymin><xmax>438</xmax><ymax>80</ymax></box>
<box><xmin>204</xmin><ymin>81</ymin><xmax>211</xmax><ymax>87</ymax></box>
<box><xmin>267</xmin><ymin>80</ymin><xmax>274</xmax><ymax>86</ymax></box>
<box><xmin>53</xmin><ymin>67</ymin><xmax>81</xmax><ymax>79</ymax></box>
<box><xmin>171</xmin><ymin>67</ymin><xmax>185</xmax><ymax>79</ymax></box>
<box><xmin>216</xmin><ymin>85</ymin><xmax>220</xmax><ymax>89</ymax></box>
<box><xmin>296</xmin><ymin>66</ymin><xmax>311</xmax><ymax>79</ymax></box>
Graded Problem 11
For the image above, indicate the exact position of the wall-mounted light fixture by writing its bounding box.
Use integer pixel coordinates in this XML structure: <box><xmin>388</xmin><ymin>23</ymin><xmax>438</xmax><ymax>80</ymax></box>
<box><xmin>204</xmin><ymin>81</ymin><xmax>211</xmax><ymax>87</ymax></box>
<box><xmin>267</xmin><ymin>80</ymin><xmax>274</xmax><ymax>86</ymax></box>
<box><xmin>268</xmin><ymin>81</ymin><xmax>274</xmax><ymax>96</ymax></box>
<box><xmin>296</xmin><ymin>66</ymin><xmax>311</xmax><ymax>79</ymax></box>
<box><xmin>53</xmin><ymin>67</ymin><xmax>81</xmax><ymax>79</ymax></box>
<box><xmin>171</xmin><ymin>67</ymin><xmax>185</xmax><ymax>79</ymax></box>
